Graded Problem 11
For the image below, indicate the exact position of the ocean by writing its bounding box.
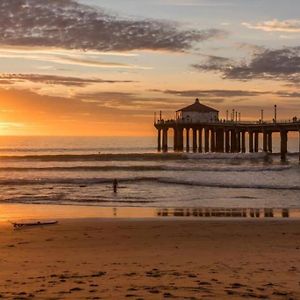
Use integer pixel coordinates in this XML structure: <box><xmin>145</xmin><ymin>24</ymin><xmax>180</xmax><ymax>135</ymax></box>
<box><xmin>0</xmin><ymin>136</ymin><xmax>299</xmax><ymax>209</ymax></box>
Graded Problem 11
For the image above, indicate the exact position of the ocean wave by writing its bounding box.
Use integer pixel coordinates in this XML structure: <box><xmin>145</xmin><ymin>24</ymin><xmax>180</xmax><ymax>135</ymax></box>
<box><xmin>157</xmin><ymin>178</ymin><xmax>300</xmax><ymax>191</ymax></box>
<box><xmin>0</xmin><ymin>147</ymin><xmax>154</xmax><ymax>153</ymax></box>
<box><xmin>0</xmin><ymin>164</ymin><xmax>292</xmax><ymax>172</ymax></box>
<box><xmin>0</xmin><ymin>153</ymin><xmax>183</xmax><ymax>162</ymax></box>
<box><xmin>2</xmin><ymin>197</ymin><xmax>155</xmax><ymax>205</ymax></box>
<box><xmin>0</xmin><ymin>176</ymin><xmax>299</xmax><ymax>191</ymax></box>
<box><xmin>184</xmin><ymin>152</ymin><xmax>268</xmax><ymax>160</ymax></box>
<box><xmin>0</xmin><ymin>152</ymin><xmax>272</xmax><ymax>162</ymax></box>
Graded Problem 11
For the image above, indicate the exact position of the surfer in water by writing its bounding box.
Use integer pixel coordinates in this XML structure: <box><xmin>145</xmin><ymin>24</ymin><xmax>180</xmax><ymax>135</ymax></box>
<box><xmin>113</xmin><ymin>178</ymin><xmax>118</xmax><ymax>193</ymax></box>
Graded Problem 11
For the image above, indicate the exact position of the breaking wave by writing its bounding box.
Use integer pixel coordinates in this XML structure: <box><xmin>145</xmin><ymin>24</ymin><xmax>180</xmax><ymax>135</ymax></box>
<box><xmin>0</xmin><ymin>152</ymin><xmax>270</xmax><ymax>162</ymax></box>
<box><xmin>0</xmin><ymin>176</ymin><xmax>299</xmax><ymax>191</ymax></box>
<box><xmin>0</xmin><ymin>164</ymin><xmax>292</xmax><ymax>172</ymax></box>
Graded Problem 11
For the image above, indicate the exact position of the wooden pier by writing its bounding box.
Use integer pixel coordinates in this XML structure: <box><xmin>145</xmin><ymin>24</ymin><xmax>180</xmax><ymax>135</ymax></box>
<box><xmin>154</xmin><ymin>119</ymin><xmax>300</xmax><ymax>161</ymax></box>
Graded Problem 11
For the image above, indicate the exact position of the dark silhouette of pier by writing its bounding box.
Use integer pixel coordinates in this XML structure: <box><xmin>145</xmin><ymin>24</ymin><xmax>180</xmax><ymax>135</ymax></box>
<box><xmin>154</xmin><ymin>100</ymin><xmax>300</xmax><ymax>161</ymax></box>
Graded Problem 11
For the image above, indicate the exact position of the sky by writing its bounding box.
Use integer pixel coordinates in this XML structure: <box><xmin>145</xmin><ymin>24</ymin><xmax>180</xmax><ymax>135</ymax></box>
<box><xmin>0</xmin><ymin>0</ymin><xmax>299</xmax><ymax>136</ymax></box>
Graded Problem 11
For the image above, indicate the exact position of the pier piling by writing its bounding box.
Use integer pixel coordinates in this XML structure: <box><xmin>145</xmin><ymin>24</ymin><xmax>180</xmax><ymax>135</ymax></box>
<box><xmin>198</xmin><ymin>128</ymin><xmax>203</xmax><ymax>153</ymax></box>
<box><xmin>263</xmin><ymin>132</ymin><xmax>268</xmax><ymax>152</ymax></box>
<box><xmin>254</xmin><ymin>132</ymin><xmax>259</xmax><ymax>152</ymax></box>
<box><xmin>241</xmin><ymin>131</ymin><xmax>246</xmax><ymax>153</ymax></box>
<box><xmin>280</xmin><ymin>130</ymin><xmax>288</xmax><ymax>161</ymax></box>
<box><xmin>204</xmin><ymin>128</ymin><xmax>209</xmax><ymax>152</ymax></box>
<box><xmin>211</xmin><ymin>129</ymin><xmax>216</xmax><ymax>152</ymax></box>
<box><xmin>249</xmin><ymin>131</ymin><xmax>254</xmax><ymax>153</ymax></box>
<box><xmin>268</xmin><ymin>132</ymin><xmax>272</xmax><ymax>153</ymax></box>
<box><xmin>193</xmin><ymin>128</ymin><xmax>197</xmax><ymax>152</ymax></box>
<box><xmin>157</xmin><ymin>129</ymin><xmax>161</xmax><ymax>152</ymax></box>
<box><xmin>162</xmin><ymin>128</ymin><xmax>168</xmax><ymax>152</ymax></box>
<box><xmin>186</xmin><ymin>128</ymin><xmax>190</xmax><ymax>152</ymax></box>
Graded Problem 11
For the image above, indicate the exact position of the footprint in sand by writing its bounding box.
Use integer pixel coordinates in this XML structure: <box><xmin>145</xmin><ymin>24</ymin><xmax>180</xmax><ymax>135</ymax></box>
<box><xmin>74</xmin><ymin>280</ymin><xmax>85</xmax><ymax>284</ymax></box>
<box><xmin>230</xmin><ymin>283</ymin><xmax>247</xmax><ymax>289</ymax></box>
<box><xmin>148</xmin><ymin>289</ymin><xmax>160</xmax><ymax>294</ymax></box>
<box><xmin>127</xmin><ymin>288</ymin><xmax>138</xmax><ymax>292</ymax></box>
<box><xmin>69</xmin><ymin>287</ymin><xmax>84</xmax><ymax>292</ymax></box>
<box><xmin>45</xmin><ymin>238</ymin><xmax>54</xmax><ymax>242</ymax></box>
<box><xmin>163</xmin><ymin>292</ymin><xmax>174</xmax><ymax>298</ymax></box>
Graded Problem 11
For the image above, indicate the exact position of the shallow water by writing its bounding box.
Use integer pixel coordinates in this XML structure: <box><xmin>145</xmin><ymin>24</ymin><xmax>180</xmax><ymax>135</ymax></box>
<box><xmin>0</xmin><ymin>136</ymin><xmax>299</xmax><ymax>209</ymax></box>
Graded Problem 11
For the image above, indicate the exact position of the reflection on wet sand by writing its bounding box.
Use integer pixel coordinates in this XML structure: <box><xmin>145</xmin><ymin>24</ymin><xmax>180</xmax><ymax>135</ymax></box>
<box><xmin>157</xmin><ymin>208</ymin><xmax>295</xmax><ymax>219</ymax></box>
<box><xmin>0</xmin><ymin>204</ymin><xmax>298</xmax><ymax>223</ymax></box>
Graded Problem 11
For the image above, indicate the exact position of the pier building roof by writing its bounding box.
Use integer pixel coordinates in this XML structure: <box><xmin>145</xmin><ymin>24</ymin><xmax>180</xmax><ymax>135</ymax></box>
<box><xmin>177</xmin><ymin>98</ymin><xmax>218</xmax><ymax>113</ymax></box>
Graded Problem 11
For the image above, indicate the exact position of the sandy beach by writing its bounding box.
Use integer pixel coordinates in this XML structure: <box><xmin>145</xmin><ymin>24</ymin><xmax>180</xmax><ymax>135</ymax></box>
<box><xmin>0</xmin><ymin>215</ymin><xmax>299</xmax><ymax>299</ymax></box>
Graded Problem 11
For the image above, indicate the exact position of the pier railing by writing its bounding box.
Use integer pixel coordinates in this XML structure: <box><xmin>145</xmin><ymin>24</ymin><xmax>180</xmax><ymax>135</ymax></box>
<box><xmin>154</xmin><ymin>118</ymin><xmax>300</xmax><ymax>126</ymax></box>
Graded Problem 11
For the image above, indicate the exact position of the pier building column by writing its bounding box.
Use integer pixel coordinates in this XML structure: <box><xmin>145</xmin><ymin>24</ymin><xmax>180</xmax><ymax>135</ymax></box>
<box><xmin>216</xmin><ymin>129</ymin><xmax>224</xmax><ymax>152</ymax></box>
<box><xmin>173</xmin><ymin>128</ymin><xmax>178</xmax><ymax>152</ymax></box>
<box><xmin>186</xmin><ymin>128</ymin><xmax>190</xmax><ymax>152</ymax></box>
<box><xmin>249</xmin><ymin>131</ymin><xmax>254</xmax><ymax>153</ymax></box>
<box><xmin>230</xmin><ymin>129</ymin><xmax>236</xmax><ymax>153</ymax></box>
<box><xmin>204</xmin><ymin>128</ymin><xmax>210</xmax><ymax>152</ymax></box>
<box><xmin>241</xmin><ymin>131</ymin><xmax>246</xmax><ymax>153</ymax></box>
<box><xmin>280</xmin><ymin>130</ymin><xmax>288</xmax><ymax>161</ymax></box>
<box><xmin>263</xmin><ymin>131</ymin><xmax>268</xmax><ymax>152</ymax></box>
<box><xmin>192</xmin><ymin>128</ymin><xmax>197</xmax><ymax>153</ymax></box>
<box><xmin>198</xmin><ymin>128</ymin><xmax>203</xmax><ymax>153</ymax></box>
<box><xmin>157</xmin><ymin>129</ymin><xmax>161</xmax><ymax>152</ymax></box>
<box><xmin>225</xmin><ymin>130</ymin><xmax>230</xmax><ymax>153</ymax></box>
<box><xmin>211</xmin><ymin>129</ymin><xmax>216</xmax><ymax>152</ymax></box>
<box><xmin>162</xmin><ymin>128</ymin><xmax>168</xmax><ymax>152</ymax></box>
<box><xmin>268</xmin><ymin>132</ymin><xmax>273</xmax><ymax>153</ymax></box>
<box><xmin>254</xmin><ymin>132</ymin><xmax>259</xmax><ymax>152</ymax></box>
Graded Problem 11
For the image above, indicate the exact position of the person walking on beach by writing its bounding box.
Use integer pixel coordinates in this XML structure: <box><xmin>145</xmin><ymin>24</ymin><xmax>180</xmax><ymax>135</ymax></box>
<box><xmin>113</xmin><ymin>178</ymin><xmax>118</xmax><ymax>193</ymax></box>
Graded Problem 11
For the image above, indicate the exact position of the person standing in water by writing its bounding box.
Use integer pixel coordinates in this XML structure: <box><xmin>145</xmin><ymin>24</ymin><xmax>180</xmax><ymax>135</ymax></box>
<box><xmin>113</xmin><ymin>179</ymin><xmax>118</xmax><ymax>193</ymax></box>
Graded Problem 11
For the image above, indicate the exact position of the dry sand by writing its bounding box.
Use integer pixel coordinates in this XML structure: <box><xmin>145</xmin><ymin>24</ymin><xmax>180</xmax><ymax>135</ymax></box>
<box><xmin>0</xmin><ymin>218</ymin><xmax>299</xmax><ymax>299</ymax></box>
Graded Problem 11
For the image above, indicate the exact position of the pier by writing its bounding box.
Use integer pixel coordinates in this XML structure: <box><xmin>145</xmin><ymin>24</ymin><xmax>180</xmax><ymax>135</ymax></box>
<box><xmin>154</xmin><ymin>99</ymin><xmax>300</xmax><ymax>161</ymax></box>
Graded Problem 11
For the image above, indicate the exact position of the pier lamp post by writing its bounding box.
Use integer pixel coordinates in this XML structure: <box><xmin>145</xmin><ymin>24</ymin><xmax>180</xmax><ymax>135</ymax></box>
<box><xmin>160</xmin><ymin>110</ymin><xmax>162</xmax><ymax>121</ymax></box>
<box><xmin>261</xmin><ymin>110</ymin><xmax>264</xmax><ymax>122</ymax></box>
<box><xmin>274</xmin><ymin>105</ymin><xmax>277</xmax><ymax>123</ymax></box>
<box><xmin>226</xmin><ymin>110</ymin><xmax>228</xmax><ymax>122</ymax></box>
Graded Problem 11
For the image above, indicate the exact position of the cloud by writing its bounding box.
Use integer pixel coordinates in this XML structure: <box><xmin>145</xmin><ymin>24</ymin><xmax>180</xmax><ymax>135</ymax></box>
<box><xmin>155</xmin><ymin>88</ymin><xmax>268</xmax><ymax>98</ymax></box>
<box><xmin>192</xmin><ymin>47</ymin><xmax>300</xmax><ymax>84</ymax></box>
<box><xmin>159</xmin><ymin>0</ymin><xmax>234</xmax><ymax>7</ymax></box>
<box><xmin>0</xmin><ymin>0</ymin><xmax>225</xmax><ymax>53</ymax></box>
<box><xmin>157</xmin><ymin>88</ymin><xmax>300</xmax><ymax>102</ymax></box>
<box><xmin>275</xmin><ymin>91</ymin><xmax>300</xmax><ymax>98</ymax></box>
<box><xmin>0</xmin><ymin>79</ymin><xmax>15</xmax><ymax>85</ymax></box>
<box><xmin>192</xmin><ymin>55</ymin><xmax>233</xmax><ymax>72</ymax></box>
<box><xmin>76</xmin><ymin>91</ymin><xmax>180</xmax><ymax>111</ymax></box>
<box><xmin>242</xmin><ymin>19</ymin><xmax>300</xmax><ymax>33</ymax></box>
<box><xmin>0</xmin><ymin>48</ymin><xmax>144</xmax><ymax>69</ymax></box>
<box><xmin>0</xmin><ymin>74</ymin><xmax>133</xmax><ymax>87</ymax></box>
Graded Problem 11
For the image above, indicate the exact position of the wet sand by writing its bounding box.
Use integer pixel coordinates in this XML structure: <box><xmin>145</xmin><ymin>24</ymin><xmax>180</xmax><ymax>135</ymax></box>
<box><xmin>0</xmin><ymin>218</ymin><xmax>299</xmax><ymax>299</ymax></box>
